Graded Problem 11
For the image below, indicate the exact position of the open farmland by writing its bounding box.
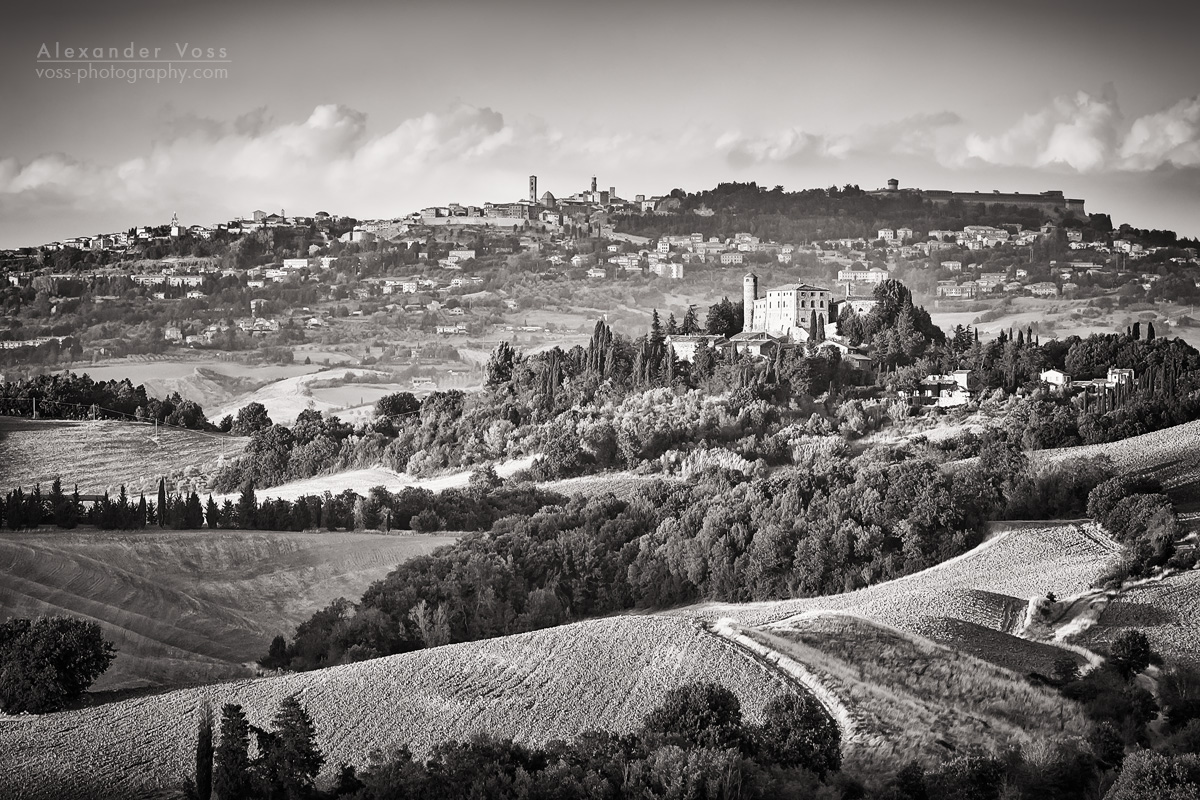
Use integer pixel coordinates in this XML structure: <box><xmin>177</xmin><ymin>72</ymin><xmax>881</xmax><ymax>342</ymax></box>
<box><xmin>0</xmin><ymin>418</ymin><xmax>247</xmax><ymax>495</ymax></box>
<box><xmin>1039</xmin><ymin>418</ymin><xmax>1200</xmax><ymax>508</ymax></box>
<box><xmin>0</xmin><ymin>529</ymin><xmax>456</xmax><ymax>690</ymax></box>
<box><xmin>677</xmin><ymin>521</ymin><xmax>1121</xmax><ymax>676</ymax></box>
<box><xmin>0</xmin><ymin>617</ymin><xmax>798</xmax><ymax>799</ymax></box>
<box><xmin>206</xmin><ymin>367</ymin><xmax>395</xmax><ymax>427</ymax></box>
<box><xmin>724</xmin><ymin>614</ymin><xmax>1092</xmax><ymax>774</ymax></box>
<box><xmin>215</xmin><ymin>455</ymin><xmax>537</xmax><ymax>504</ymax></box>
<box><xmin>57</xmin><ymin>357</ymin><xmax>321</xmax><ymax>414</ymax></box>
<box><xmin>1076</xmin><ymin>569</ymin><xmax>1200</xmax><ymax>667</ymax></box>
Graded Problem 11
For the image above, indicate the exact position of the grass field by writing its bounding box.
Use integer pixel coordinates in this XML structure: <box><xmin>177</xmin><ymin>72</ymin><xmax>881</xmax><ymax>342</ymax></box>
<box><xmin>0</xmin><ymin>418</ymin><xmax>247</xmax><ymax>495</ymax></box>
<box><xmin>0</xmin><ymin>617</ymin><xmax>796</xmax><ymax>799</ymax></box>
<box><xmin>1040</xmin><ymin>418</ymin><xmax>1200</xmax><ymax>508</ymax></box>
<box><xmin>58</xmin><ymin>357</ymin><xmax>321</xmax><ymax>414</ymax></box>
<box><xmin>217</xmin><ymin>455</ymin><xmax>537</xmax><ymax>504</ymax></box>
<box><xmin>928</xmin><ymin>297</ymin><xmax>1195</xmax><ymax>347</ymax></box>
<box><xmin>0</xmin><ymin>529</ymin><xmax>456</xmax><ymax>690</ymax></box>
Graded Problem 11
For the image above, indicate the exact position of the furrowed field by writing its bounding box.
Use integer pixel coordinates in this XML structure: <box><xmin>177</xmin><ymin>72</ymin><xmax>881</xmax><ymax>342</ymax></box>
<box><xmin>1040</xmin><ymin>418</ymin><xmax>1200</xmax><ymax>507</ymax></box>
<box><xmin>0</xmin><ymin>418</ymin><xmax>247</xmax><ymax>495</ymax></box>
<box><xmin>0</xmin><ymin>529</ymin><xmax>456</xmax><ymax>689</ymax></box>
<box><xmin>0</xmin><ymin>617</ymin><xmax>796</xmax><ymax>799</ymax></box>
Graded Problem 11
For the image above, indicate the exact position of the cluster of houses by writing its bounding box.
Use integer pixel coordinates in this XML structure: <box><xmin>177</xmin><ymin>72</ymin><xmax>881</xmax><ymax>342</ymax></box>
<box><xmin>0</xmin><ymin>335</ymin><xmax>70</xmax><ymax>350</ymax></box>
<box><xmin>908</xmin><ymin>365</ymin><xmax>1138</xmax><ymax>409</ymax></box>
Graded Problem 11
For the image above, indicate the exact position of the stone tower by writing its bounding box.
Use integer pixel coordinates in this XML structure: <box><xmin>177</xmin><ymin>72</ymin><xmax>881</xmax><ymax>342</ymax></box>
<box><xmin>743</xmin><ymin>273</ymin><xmax>758</xmax><ymax>332</ymax></box>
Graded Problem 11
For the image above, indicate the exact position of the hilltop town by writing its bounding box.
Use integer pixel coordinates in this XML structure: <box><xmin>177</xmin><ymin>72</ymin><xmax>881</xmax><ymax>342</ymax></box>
<box><xmin>1</xmin><ymin>178</ymin><xmax>1196</xmax><ymax>384</ymax></box>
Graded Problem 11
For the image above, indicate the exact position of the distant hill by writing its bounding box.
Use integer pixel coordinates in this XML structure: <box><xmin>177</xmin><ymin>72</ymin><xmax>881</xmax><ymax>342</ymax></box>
<box><xmin>0</xmin><ymin>418</ymin><xmax>246</xmax><ymax>496</ymax></box>
<box><xmin>0</xmin><ymin>529</ymin><xmax>456</xmax><ymax>689</ymax></box>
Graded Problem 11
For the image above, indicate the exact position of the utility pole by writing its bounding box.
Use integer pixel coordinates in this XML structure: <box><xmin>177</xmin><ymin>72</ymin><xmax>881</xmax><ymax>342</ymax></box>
<box><xmin>31</xmin><ymin>397</ymin><xmax>36</xmax><ymax>419</ymax></box>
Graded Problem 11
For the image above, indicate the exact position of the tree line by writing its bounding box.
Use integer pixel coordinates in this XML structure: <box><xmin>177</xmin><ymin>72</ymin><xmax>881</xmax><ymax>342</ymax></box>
<box><xmin>186</xmin><ymin>681</ymin><xmax>840</xmax><ymax>800</ymax></box>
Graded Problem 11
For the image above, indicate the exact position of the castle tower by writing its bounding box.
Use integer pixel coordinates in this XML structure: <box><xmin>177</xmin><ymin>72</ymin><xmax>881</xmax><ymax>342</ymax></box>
<box><xmin>743</xmin><ymin>273</ymin><xmax>758</xmax><ymax>332</ymax></box>
<box><xmin>529</xmin><ymin>175</ymin><xmax>537</xmax><ymax>203</ymax></box>
<box><xmin>590</xmin><ymin>176</ymin><xmax>598</xmax><ymax>193</ymax></box>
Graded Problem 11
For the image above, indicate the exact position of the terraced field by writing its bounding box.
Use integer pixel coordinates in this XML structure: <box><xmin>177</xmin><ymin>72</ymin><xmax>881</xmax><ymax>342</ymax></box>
<box><xmin>0</xmin><ymin>418</ymin><xmax>247</xmax><ymax>495</ymax></box>
<box><xmin>0</xmin><ymin>530</ymin><xmax>456</xmax><ymax>689</ymax></box>
<box><xmin>682</xmin><ymin>521</ymin><xmax>1120</xmax><ymax>677</ymax></box>
<box><xmin>0</xmin><ymin>617</ymin><xmax>796</xmax><ymax>799</ymax></box>
<box><xmin>728</xmin><ymin>614</ymin><xmax>1092</xmax><ymax>774</ymax></box>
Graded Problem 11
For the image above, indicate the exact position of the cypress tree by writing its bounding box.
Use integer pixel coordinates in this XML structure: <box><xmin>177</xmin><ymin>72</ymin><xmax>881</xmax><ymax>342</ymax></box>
<box><xmin>157</xmin><ymin>478</ymin><xmax>167</xmax><ymax>528</ymax></box>
<box><xmin>206</xmin><ymin>496</ymin><xmax>220</xmax><ymax>529</ymax></box>
<box><xmin>261</xmin><ymin>695</ymin><xmax>325</xmax><ymax>798</ymax></box>
<box><xmin>236</xmin><ymin>483</ymin><xmax>257</xmax><ymax>530</ymax></box>
<box><xmin>212</xmin><ymin>704</ymin><xmax>251</xmax><ymax>800</ymax></box>
<box><xmin>186</xmin><ymin>492</ymin><xmax>204</xmax><ymax>529</ymax></box>
<box><xmin>195</xmin><ymin>702</ymin><xmax>213</xmax><ymax>800</ymax></box>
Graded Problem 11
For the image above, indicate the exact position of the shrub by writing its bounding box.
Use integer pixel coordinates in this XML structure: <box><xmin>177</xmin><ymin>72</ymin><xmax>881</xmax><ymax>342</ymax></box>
<box><xmin>749</xmin><ymin>691</ymin><xmax>841</xmax><ymax>777</ymax></box>
<box><xmin>641</xmin><ymin>682</ymin><xmax>743</xmax><ymax>750</ymax></box>
<box><xmin>411</xmin><ymin>508</ymin><xmax>442</xmax><ymax>533</ymax></box>
<box><xmin>1106</xmin><ymin>749</ymin><xmax>1200</xmax><ymax>800</ymax></box>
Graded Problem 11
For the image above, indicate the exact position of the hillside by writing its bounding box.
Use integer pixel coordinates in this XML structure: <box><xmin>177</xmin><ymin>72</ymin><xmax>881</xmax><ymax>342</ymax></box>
<box><xmin>0</xmin><ymin>418</ymin><xmax>247</xmax><ymax>495</ymax></box>
<box><xmin>1039</xmin><ymin>418</ymin><xmax>1200</xmax><ymax>507</ymax></box>
<box><xmin>681</xmin><ymin>520</ymin><xmax>1120</xmax><ymax>676</ymax></box>
<box><xmin>0</xmin><ymin>617</ymin><xmax>796</xmax><ymax>799</ymax></box>
<box><xmin>0</xmin><ymin>529</ymin><xmax>456</xmax><ymax>689</ymax></box>
<box><xmin>1076</xmin><ymin>569</ymin><xmax>1200</xmax><ymax>668</ymax></box>
<box><xmin>714</xmin><ymin>614</ymin><xmax>1092</xmax><ymax>774</ymax></box>
<box><xmin>206</xmin><ymin>367</ymin><xmax>398</xmax><ymax>427</ymax></box>
<box><xmin>216</xmin><ymin>455</ymin><xmax>537</xmax><ymax>504</ymax></box>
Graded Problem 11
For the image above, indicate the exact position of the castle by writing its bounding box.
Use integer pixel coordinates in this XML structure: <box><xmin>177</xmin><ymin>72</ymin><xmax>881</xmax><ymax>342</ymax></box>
<box><xmin>738</xmin><ymin>273</ymin><xmax>832</xmax><ymax>343</ymax></box>
<box><xmin>871</xmin><ymin>178</ymin><xmax>1085</xmax><ymax>218</ymax></box>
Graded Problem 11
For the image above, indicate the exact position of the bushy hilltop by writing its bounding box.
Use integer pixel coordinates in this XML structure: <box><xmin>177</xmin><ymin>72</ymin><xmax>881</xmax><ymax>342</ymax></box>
<box><xmin>612</xmin><ymin>181</ymin><xmax>1199</xmax><ymax>247</ymax></box>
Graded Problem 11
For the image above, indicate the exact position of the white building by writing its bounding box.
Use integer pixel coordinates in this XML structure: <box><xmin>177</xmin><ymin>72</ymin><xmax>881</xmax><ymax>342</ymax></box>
<box><xmin>837</xmin><ymin>266</ymin><xmax>889</xmax><ymax>284</ymax></box>
<box><xmin>742</xmin><ymin>274</ymin><xmax>832</xmax><ymax>343</ymax></box>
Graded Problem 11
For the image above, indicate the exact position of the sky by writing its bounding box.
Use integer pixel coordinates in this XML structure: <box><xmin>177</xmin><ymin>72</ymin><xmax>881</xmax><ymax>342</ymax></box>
<box><xmin>1</xmin><ymin>0</ymin><xmax>1198</xmax><ymax>248</ymax></box>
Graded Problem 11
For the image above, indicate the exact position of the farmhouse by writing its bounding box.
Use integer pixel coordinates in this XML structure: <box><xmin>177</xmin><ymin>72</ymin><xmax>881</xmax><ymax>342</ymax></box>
<box><xmin>916</xmin><ymin>370</ymin><xmax>974</xmax><ymax>408</ymax></box>
<box><xmin>666</xmin><ymin>334</ymin><xmax>728</xmax><ymax>362</ymax></box>
<box><xmin>1039</xmin><ymin>369</ymin><xmax>1072</xmax><ymax>393</ymax></box>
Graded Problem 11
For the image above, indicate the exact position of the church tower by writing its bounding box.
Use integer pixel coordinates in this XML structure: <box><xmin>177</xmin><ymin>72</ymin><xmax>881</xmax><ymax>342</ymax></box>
<box><xmin>743</xmin><ymin>273</ymin><xmax>758</xmax><ymax>331</ymax></box>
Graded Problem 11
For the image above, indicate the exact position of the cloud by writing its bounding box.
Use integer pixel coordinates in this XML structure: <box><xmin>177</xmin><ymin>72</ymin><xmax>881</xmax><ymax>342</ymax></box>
<box><xmin>718</xmin><ymin>111</ymin><xmax>964</xmax><ymax>167</ymax></box>
<box><xmin>960</xmin><ymin>87</ymin><xmax>1122</xmax><ymax>171</ymax></box>
<box><xmin>716</xmin><ymin>89</ymin><xmax>1200</xmax><ymax>176</ymax></box>
<box><xmin>3</xmin><ymin>90</ymin><xmax>1199</xmax><ymax>246</ymax></box>
<box><xmin>960</xmin><ymin>87</ymin><xmax>1200</xmax><ymax>173</ymax></box>
<box><xmin>0</xmin><ymin>103</ymin><xmax>545</xmax><ymax>234</ymax></box>
<box><xmin>1120</xmin><ymin>95</ymin><xmax>1200</xmax><ymax>170</ymax></box>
